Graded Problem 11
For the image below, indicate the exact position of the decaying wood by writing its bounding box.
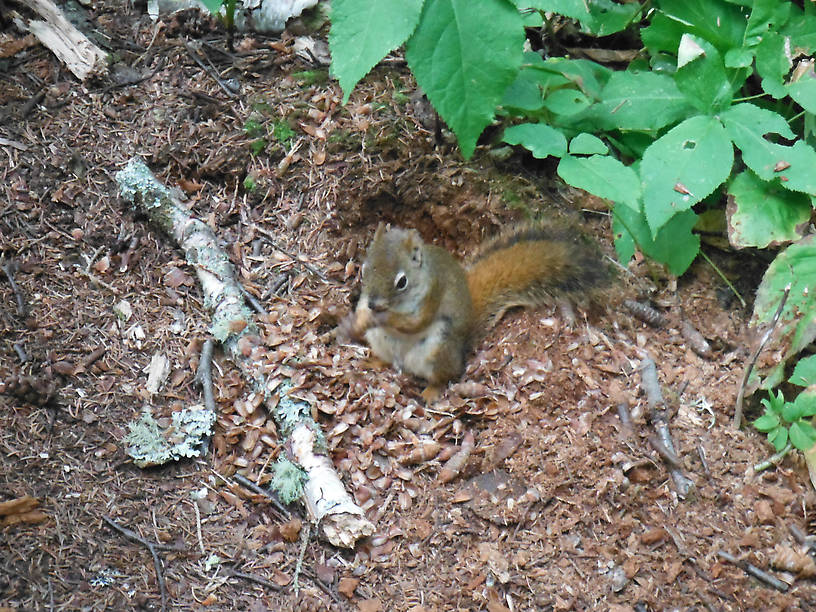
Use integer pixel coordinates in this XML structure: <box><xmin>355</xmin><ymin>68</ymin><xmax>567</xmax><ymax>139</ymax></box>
<box><xmin>14</xmin><ymin>0</ymin><xmax>107</xmax><ymax>80</ymax></box>
<box><xmin>115</xmin><ymin>157</ymin><xmax>373</xmax><ymax>548</ymax></box>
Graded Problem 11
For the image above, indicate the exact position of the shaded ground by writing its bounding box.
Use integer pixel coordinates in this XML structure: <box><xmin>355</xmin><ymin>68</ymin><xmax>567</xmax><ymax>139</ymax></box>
<box><xmin>2</xmin><ymin>3</ymin><xmax>816</xmax><ymax>610</ymax></box>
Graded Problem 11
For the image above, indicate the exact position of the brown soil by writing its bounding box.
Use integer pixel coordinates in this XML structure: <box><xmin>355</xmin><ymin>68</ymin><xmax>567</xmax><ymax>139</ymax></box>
<box><xmin>2</xmin><ymin>4</ymin><xmax>815</xmax><ymax>611</ymax></box>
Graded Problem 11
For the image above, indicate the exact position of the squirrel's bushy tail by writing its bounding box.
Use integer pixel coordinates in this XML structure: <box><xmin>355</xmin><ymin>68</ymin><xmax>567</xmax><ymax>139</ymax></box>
<box><xmin>465</xmin><ymin>223</ymin><xmax>611</xmax><ymax>329</ymax></box>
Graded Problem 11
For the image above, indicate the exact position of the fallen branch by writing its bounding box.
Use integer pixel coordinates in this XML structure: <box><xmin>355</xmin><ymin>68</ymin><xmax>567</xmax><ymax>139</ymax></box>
<box><xmin>116</xmin><ymin>158</ymin><xmax>373</xmax><ymax>548</ymax></box>
<box><xmin>640</xmin><ymin>356</ymin><xmax>694</xmax><ymax>499</ymax></box>
<box><xmin>716</xmin><ymin>550</ymin><xmax>789</xmax><ymax>592</ymax></box>
<box><xmin>13</xmin><ymin>0</ymin><xmax>107</xmax><ymax>80</ymax></box>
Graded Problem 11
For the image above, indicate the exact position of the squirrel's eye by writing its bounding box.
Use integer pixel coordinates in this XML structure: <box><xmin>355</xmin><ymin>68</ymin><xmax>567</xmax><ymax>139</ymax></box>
<box><xmin>394</xmin><ymin>272</ymin><xmax>407</xmax><ymax>291</ymax></box>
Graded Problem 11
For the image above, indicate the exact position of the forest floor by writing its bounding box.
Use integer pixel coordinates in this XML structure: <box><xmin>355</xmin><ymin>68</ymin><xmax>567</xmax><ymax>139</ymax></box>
<box><xmin>2</xmin><ymin>2</ymin><xmax>816</xmax><ymax>611</ymax></box>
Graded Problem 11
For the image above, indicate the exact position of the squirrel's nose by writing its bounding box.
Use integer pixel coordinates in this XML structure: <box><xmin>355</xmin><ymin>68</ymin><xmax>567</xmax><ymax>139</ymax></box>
<box><xmin>369</xmin><ymin>297</ymin><xmax>387</xmax><ymax>312</ymax></box>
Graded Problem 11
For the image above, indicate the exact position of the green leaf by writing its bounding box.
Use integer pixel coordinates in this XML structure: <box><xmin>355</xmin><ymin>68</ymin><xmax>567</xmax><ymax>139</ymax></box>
<box><xmin>405</xmin><ymin>0</ymin><xmax>524</xmax><ymax>159</ymax></box>
<box><xmin>641</xmin><ymin>115</ymin><xmax>734</xmax><ymax>235</ymax></box>
<box><xmin>539</xmin><ymin>58</ymin><xmax>611</xmax><ymax>99</ymax></box>
<box><xmin>516</xmin><ymin>0</ymin><xmax>640</xmax><ymax>36</ymax></box>
<box><xmin>654</xmin><ymin>0</ymin><xmax>749</xmax><ymax>54</ymax></box>
<box><xmin>790</xmin><ymin>355</ymin><xmax>816</xmax><ymax>387</ymax></box>
<box><xmin>782</xmin><ymin>397</ymin><xmax>805</xmax><ymax>423</ymax></box>
<box><xmin>503</xmin><ymin>123</ymin><xmax>568</xmax><ymax>159</ymax></box>
<box><xmin>641</xmin><ymin>11</ymin><xmax>687</xmax><ymax>57</ymax></box>
<box><xmin>792</xmin><ymin>390</ymin><xmax>816</xmax><ymax>418</ymax></box>
<box><xmin>782</xmin><ymin>5</ymin><xmax>816</xmax><ymax>55</ymax></box>
<box><xmin>543</xmin><ymin>88</ymin><xmax>592</xmax><ymax>116</ymax></box>
<box><xmin>726</xmin><ymin>170</ymin><xmax>811</xmax><ymax>249</ymax></box>
<box><xmin>768</xmin><ymin>425</ymin><xmax>789</xmax><ymax>452</ymax></box>
<box><xmin>751</xmin><ymin>236</ymin><xmax>816</xmax><ymax>389</ymax></box>
<box><xmin>755</xmin><ymin>31</ymin><xmax>790</xmax><ymax>99</ymax></box>
<box><xmin>199</xmin><ymin>0</ymin><xmax>223</xmax><ymax>13</ymax></box>
<box><xmin>753</xmin><ymin>411</ymin><xmax>781</xmax><ymax>433</ymax></box>
<box><xmin>501</xmin><ymin>71</ymin><xmax>547</xmax><ymax>113</ymax></box>
<box><xmin>761</xmin><ymin>389</ymin><xmax>786</xmax><ymax>414</ymax></box>
<box><xmin>789</xmin><ymin>421</ymin><xmax>816</xmax><ymax>451</ymax></box>
<box><xmin>587</xmin><ymin>71</ymin><xmax>694</xmax><ymax>132</ymax></box>
<box><xmin>612</xmin><ymin>205</ymin><xmax>700</xmax><ymax>275</ymax></box>
<box><xmin>557</xmin><ymin>154</ymin><xmax>640</xmax><ymax>208</ymax></box>
<box><xmin>329</xmin><ymin>0</ymin><xmax>425</xmax><ymax>103</ymax></box>
<box><xmin>788</xmin><ymin>71</ymin><xmax>816</xmax><ymax>115</ymax></box>
<box><xmin>674</xmin><ymin>35</ymin><xmax>736</xmax><ymax>112</ymax></box>
<box><xmin>722</xmin><ymin>104</ymin><xmax>816</xmax><ymax>195</ymax></box>
<box><xmin>569</xmin><ymin>133</ymin><xmax>608</xmax><ymax>155</ymax></box>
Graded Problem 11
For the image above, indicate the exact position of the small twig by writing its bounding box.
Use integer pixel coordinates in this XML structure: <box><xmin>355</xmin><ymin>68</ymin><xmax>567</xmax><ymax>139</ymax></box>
<box><xmin>102</xmin><ymin>516</ymin><xmax>168</xmax><ymax>611</ymax></box>
<box><xmin>696</xmin><ymin>444</ymin><xmax>711</xmax><ymax>478</ymax></box>
<box><xmin>716</xmin><ymin>550</ymin><xmax>789</xmax><ymax>592</ymax></box>
<box><xmin>12</xmin><ymin>342</ymin><xmax>28</xmax><ymax>363</ymax></box>
<box><xmin>82</xmin><ymin>347</ymin><xmax>107</xmax><ymax>370</ymax></box>
<box><xmin>699</xmin><ymin>250</ymin><xmax>746</xmax><ymax>308</ymax></box>
<box><xmin>196</xmin><ymin>339</ymin><xmax>216</xmax><ymax>414</ymax></box>
<box><xmin>231</xmin><ymin>473</ymin><xmax>291</xmax><ymax>519</ymax></box>
<box><xmin>647</xmin><ymin>435</ymin><xmax>683</xmax><ymax>469</ymax></box>
<box><xmin>753</xmin><ymin>442</ymin><xmax>792</xmax><ymax>472</ymax></box>
<box><xmin>184</xmin><ymin>40</ymin><xmax>238</xmax><ymax>99</ymax></box>
<box><xmin>640</xmin><ymin>356</ymin><xmax>694</xmax><ymax>498</ymax></box>
<box><xmin>48</xmin><ymin>576</ymin><xmax>54</xmax><ymax>611</ymax></box>
<box><xmin>788</xmin><ymin>523</ymin><xmax>816</xmax><ymax>551</ymax></box>
<box><xmin>191</xmin><ymin>500</ymin><xmax>205</xmax><ymax>556</ymax></box>
<box><xmin>2</xmin><ymin>260</ymin><xmax>26</xmax><ymax>317</ymax></box>
<box><xmin>240</xmin><ymin>285</ymin><xmax>267</xmax><ymax>315</ymax></box>
<box><xmin>225</xmin><ymin>568</ymin><xmax>282</xmax><ymax>591</ymax></box>
<box><xmin>254</xmin><ymin>224</ymin><xmax>332</xmax><ymax>283</ymax></box>
<box><xmin>734</xmin><ymin>283</ymin><xmax>791</xmax><ymax>429</ymax></box>
<box><xmin>617</xmin><ymin>402</ymin><xmax>634</xmax><ymax>438</ymax></box>
<box><xmin>293</xmin><ymin>521</ymin><xmax>311</xmax><ymax>595</ymax></box>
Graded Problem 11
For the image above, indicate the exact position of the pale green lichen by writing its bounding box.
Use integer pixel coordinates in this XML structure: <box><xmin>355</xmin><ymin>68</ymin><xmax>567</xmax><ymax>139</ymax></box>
<box><xmin>271</xmin><ymin>457</ymin><xmax>306</xmax><ymax>504</ymax></box>
<box><xmin>125</xmin><ymin>405</ymin><xmax>215</xmax><ymax>468</ymax></box>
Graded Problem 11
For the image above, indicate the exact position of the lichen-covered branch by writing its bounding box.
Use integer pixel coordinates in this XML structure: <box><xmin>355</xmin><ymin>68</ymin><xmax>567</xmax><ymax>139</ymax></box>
<box><xmin>115</xmin><ymin>157</ymin><xmax>373</xmax><ymax>548</ymax></box>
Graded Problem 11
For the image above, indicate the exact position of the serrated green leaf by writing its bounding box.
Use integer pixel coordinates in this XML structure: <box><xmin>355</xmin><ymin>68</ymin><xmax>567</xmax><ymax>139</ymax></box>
<box><xmin>569</xmin><ymin>133</ymin><xmax>608</xmax><ymax>155</ymax></box>
<box><xmin>789</xmin><ymin>421</ymin><xmax>816</xmax><ymax>451</ymax></box>
<box><xmin>761</xmin><ymin>389</ymin><xmax>786</xmax><ymax>413</ymax></box>
<box><xmin>769</xmin><ymin>425</ymin><xmax>789</xmax><ymax>452</ymax></box>
<box><xmin>503</xmin><ymin>123</ymin><xmax>568</xmax><ymax>159</ymax></box>
<box><xmin>641</xmin><ymin>115</ymin><xmax>733</xmax><ymax>235</ymax></box>
<box><xmin>674</xmin><ymin>35</ymin><xmax>737</xmax><ymax>112</ymax></box>
<box><xmin>543</xmin><ymin>88</ymin><xmax>592</xmax><ymax>116</ymax></box>
<box><xmin>612</xmin><ymin>205</ymin><xmax>636</xmax><ymax>265</ymax></box>
<box><xmin>515</xmin><ymin>0</ymin><xmax>640</xmax><ymax>36</ymax></box>
<box><xmin>755</xmin><ymin>31</ymin><xmax>790</xmax><ymax>99</ymax></box>
<box><xmin>612</xmin><ymin>205</ymin><xmax>700</xmax><ymax>275</ymax></box>
<box><xmin>726</xmin><ymin>170</ymin><xmax>811</xmax><ymax>249</ymax></box>
<box><xmin>788</xmin><ymin>71</ymin><xmax>816</xmax><ymax>115</ymax></box>
<box><xmin>753</xmin><ymin>411</ymin><xmax>781</xmax><ymax>432</ymax></box>
<box><xmin>405</xmin><ymin>0</ymin><xmax>524</xmax><ymax>159</ymax></box>
<box><xmin>557</xmin><ymin>154</ymin><xmax>639</xmax><ymax>208</ymax></box>
<box><xmin>330</xmin><ymin>0</ymin><xmax>425</xmax><ymax>103</ymax></box>
<box><xmin>722</xmin><ymin>104</ymin><xmax>816</xmax><ymax>195</ymax></box>
<box><xmin>790</xmin><ymin>355</ymin><xmax>816</xmax><ymax>387</ymax></box>
<box><xmin>751</xmin><ymin>236</ymin><xmax>816</xmax><ymax>389</ymax></box>
<box><xmin>587</xmin><ymin>71</ymin><xmax>694</xmax><ymax>132</ymax></box>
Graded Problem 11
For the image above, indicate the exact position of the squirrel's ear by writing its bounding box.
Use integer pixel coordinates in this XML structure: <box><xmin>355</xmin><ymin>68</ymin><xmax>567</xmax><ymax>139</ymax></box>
<box><xmin>405</xmin><ymin>230</ymin><xmax>423</xmax><ymax>265</ymax></box>
<box><xmin>372</xmin><ymin>222</ymin><xmax>386</xmax><ymax>243</ymax></box>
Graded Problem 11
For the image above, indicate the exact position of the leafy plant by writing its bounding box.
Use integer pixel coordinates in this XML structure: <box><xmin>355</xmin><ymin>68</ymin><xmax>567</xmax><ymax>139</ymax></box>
<box><xmin>753</xmin><ymin>356</ymin><xmax>816</xmax><ymax>454</ymax></box>
<box><xmin>330</xmin><ymin>0</ymin><xmax>816</xmax><ymax>395</ymax></box>
<box><xmin>199</xmin><ymin>0</ymin><xmax>238</xmax><ymax>50</ymax></box>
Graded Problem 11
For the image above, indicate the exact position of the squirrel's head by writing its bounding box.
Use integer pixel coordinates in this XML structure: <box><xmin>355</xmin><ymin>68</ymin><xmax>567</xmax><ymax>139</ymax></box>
<box><xmin>360</xmin><ymin>223</ymin><xmax>429</xmax><ymax>317</ymax></box>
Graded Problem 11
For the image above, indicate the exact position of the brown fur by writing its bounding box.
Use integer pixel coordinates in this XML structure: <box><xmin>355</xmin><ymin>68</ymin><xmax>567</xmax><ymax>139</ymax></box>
<box><xmin>466</xmin><ymin>224</ymin><xmax>610</xmax><ymax>329</ymax></box>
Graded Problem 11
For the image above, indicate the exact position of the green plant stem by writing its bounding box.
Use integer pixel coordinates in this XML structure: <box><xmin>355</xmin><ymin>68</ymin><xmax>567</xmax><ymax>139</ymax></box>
<box><xmin>699</xmin><ymin>250</ymin><xmax>746</xmax><ymax>308</ymax></box>
<box><xmin>753</xmin><ymin>442</ymin><xmax>792</xmax><ymax>471</ymax></box>
<box><xmin>732</xmin><ymin>92</ymin><xmax>768</xmax><ymax>103</ymax></box>
<box><xmin>788</xmin><ymin>110</ymin><xmax>806</xmax><ymax>124</ymax></box>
